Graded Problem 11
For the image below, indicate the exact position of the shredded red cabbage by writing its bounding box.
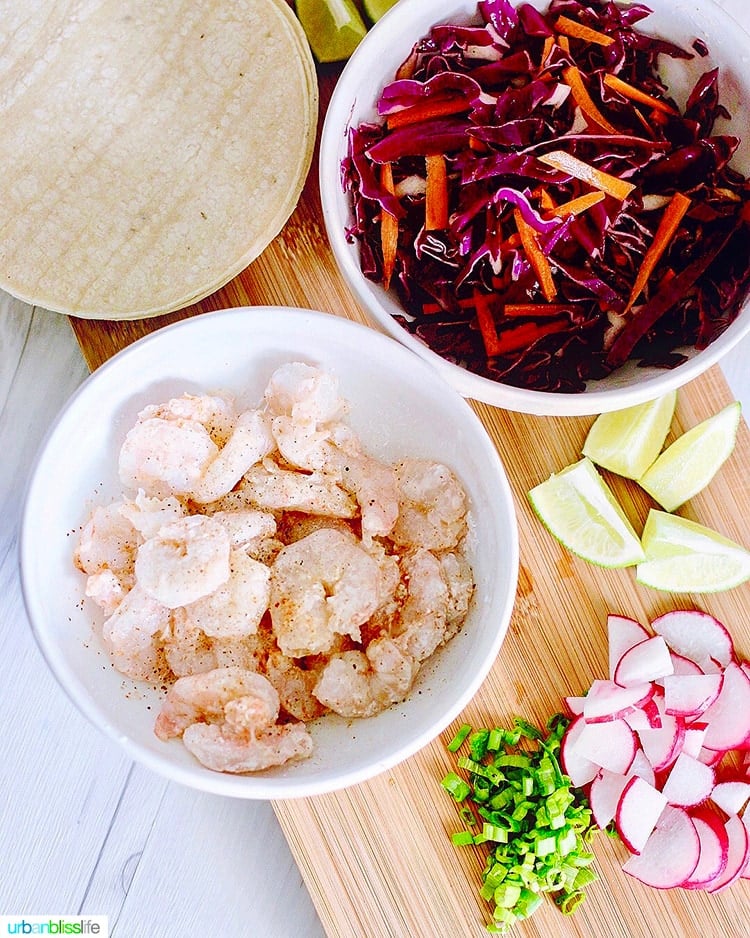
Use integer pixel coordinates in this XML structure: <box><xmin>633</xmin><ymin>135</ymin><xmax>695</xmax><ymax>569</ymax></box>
<box><xmin>342</xmin><ymin>0</ymin><xmax>750</xmax><ymax>393</ymax></box>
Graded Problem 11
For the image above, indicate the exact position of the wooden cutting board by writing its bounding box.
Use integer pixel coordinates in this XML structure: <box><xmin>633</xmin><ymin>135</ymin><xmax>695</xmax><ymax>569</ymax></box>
<box><xmin>70</xmin><ymin>71</ymin><xmax>750</xmax><ymax>938</ymax></box>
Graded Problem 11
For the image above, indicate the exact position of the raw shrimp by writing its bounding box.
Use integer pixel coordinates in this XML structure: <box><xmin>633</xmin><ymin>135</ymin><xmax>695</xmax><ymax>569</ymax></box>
<box><xmin>208</xmin><ymin>508</ymin><xmax>277</xmax><ymax>555</ymax></box>
<box><xmin>394</xmin><ymin>548</ymin><xmax>451</xmax><ymax>662</ymax></box>
<box><xmin>264</xmin><ymin>362</ymin><xmax>347</xmax><ymax>424</ymax></box>
<box><xmin>439</xmin><ymin>550</ymin><xmax>475</xmax><ymax>640</ymax></box>
<box><xmin>313</xmin><ymin>636</ymin><xmax>419</xmax><ymax>719</ymax></box>
<box><xmin>265</xmin><ymin>651</ymin><xmax>328</xmax><ymax>722</ymax></box>
<box><xmin>154</xmin><ymin>666</ymin><xmax>313</xmax><ymax>773</ymax></box>
<box><xmin>135</xmin><ymin>515</ymin><xmax>231</xmax><ymax>608</ymax></box>
<box><xmin>269</xmin><ymin>528</ymin><xmax>382</xmax><ymax>657</ymax></box>
<box><xmin>162</xmin><ymin>608</ymin><xmax>218</xmax><ymax>677</ymax></box>
<box><xmin>239</xmin><ymin>462</ymin><xmax>357</xmax><ymax>518</ymax></box>
<box><xmin>391</xmin><ymin>458</ymin><xmax>468</xmax><ymax>551</ymax></box>
<box><xmin>101</xmin><ymin>585</ymin><xmax>171</xmax><ymax>681</ymax></box>
<box><xmin>182</xmin><ymin>549</ymin><xmax>270</xmax><ymax>639</ymax></box>
<box><xmin>85</xmin><ymin>569</ymin><xmax>128</xmax><ymax>616</ymax></box>
<box><xmin>119</xmin><ymin>416</ymin><xmax>218</xmax><ymax>497</ymax></box>
<box><xmin>143</xmin><ymin>392</ymin><xmax>237</xmax><ymax>444</ymax></box>
<box><xmin>333</xmin><ymin>450</ymin><xmax>399</xmax><ymax>543</ymax></box>
<box><xmin>74</xmin><ymin>502</ymin><xmax>138</xmax><ymax>577</ymax></box>
<box><xmin>190</xmin><ymin>409</ymin><xmax>275</xmax><ymax>504</ymax></box>
<box><xmin>118</xmin><ymin>490</ymin><xmax>185</xmax><ymax>540</ymax></box>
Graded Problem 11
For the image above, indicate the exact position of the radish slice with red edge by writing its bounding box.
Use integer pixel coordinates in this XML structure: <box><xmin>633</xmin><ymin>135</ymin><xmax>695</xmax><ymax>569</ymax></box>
<box><xmin>623</xmin><ymin>696</ymin><xmax>662</xmax><ymax>732</ymax></box>
<box><xmin>661</xmin><ymin>752</ymin><xmax>715</xmax><ymax>807</ymax></box>
<box><xmin>700</xmin><ymin>662</ymin><xmax>750</xmax><ymax>751</ymax></box>
<box><xmin>651</xmin><ymin>610</ymin><xmax>734</xmax><ymax>674</ymax></box>
<box><xmin>705</xmin><ymin>814</ymin><xmax>750</xmax><ymax>893</ymax></box>
<box><xmin>607</xmin><ymin>614</ymin><xmax>650</xmax><ymax>680</ymax></box>
<box><xmin>683</xmin><ymin>807</ymin><xmax>729</xmax><ymax>889</ymax></box>
<box><xmin>681</xmin><ymin>722</ymin><xmax>708</xmax><ymax>759</ymax></box>
<box><xmin>575</xmin><ymin>719</ymin><xmax>637</xmax><ymax>775</ymax></box>
<box><xmin>622</xmin><ymin>806</ymin><xmax>700</xmax><ymax>888</ymax></box>
<box><xmin>711</xmin><ymin>780</ymin><xmax>750</xmax><ymax>816</ymax></box>
<box><xmin>670</xmin><ymin>651</ymin><xmax>705</xmax><ymax>676</ymax></box>
<box><xmin>614</xmin><ymin>635</ymin><xmax>674</xmax><ymax>687</ymax></box>
<box><xmin>662</xmin><ymin>672</ymin><xmax>723</xmax><ymax>717</ymax></box>
<box><xmin>582</xmin><ymin>679</ymin><xmax>654</xmax><ymax>723</ymax></box>
<box><xmin>560</xmin><ymin>714</ymin><xmax>599</xmax><ymax>788</ymax></box>
<box><xmin>638</xmin><ymin>706</ymin><xmax>684</xmax><ymax>772</ymax></box>
<box><xmin>616</xmin><ymin>776</ymin><xmax>668</xmax><ymax>854</ymax></box>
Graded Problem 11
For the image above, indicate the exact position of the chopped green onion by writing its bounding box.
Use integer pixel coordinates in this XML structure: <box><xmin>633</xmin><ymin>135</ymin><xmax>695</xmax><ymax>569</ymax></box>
<box><xmin>441</xmin><ymin>715</ymin><xmax>600</xmax><ymax>933</ymax></box>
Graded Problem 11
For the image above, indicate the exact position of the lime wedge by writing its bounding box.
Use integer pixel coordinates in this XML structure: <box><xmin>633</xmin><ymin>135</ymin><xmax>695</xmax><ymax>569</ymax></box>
<box><xmin>636</xmin><ymin>509</ymin><xmax>750</xmax><ymax>593</ymax></box>
<box><xmin>638</xmin><ymin>402</ymin><xmax>741</xmax><ymax>511</ymax></box>
<box><xmin>295</xmin><ymin>0</ymin><xmax>367</xmax><ymax>63</ymax></box>
<box><xmin>363</xmin><ymin>0</ymin><xmax>399</xmax><ymax>22</ymax></box>
<box><xmin>582</xmin><ymin>390</ymin><xmax>676</xmax><ymax>479</ymax></box>
<box><xmin>528</xmin><ymin>457</ymin><xmax>646</xmax><ymax>567</ymax></box>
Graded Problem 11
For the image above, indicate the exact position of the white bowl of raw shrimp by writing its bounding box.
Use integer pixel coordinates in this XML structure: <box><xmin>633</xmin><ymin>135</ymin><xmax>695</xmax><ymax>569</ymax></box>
<box><xmin>20</xmin><ymin>307</ymin><xmax>518</xmax><ymax>799</ymax></box>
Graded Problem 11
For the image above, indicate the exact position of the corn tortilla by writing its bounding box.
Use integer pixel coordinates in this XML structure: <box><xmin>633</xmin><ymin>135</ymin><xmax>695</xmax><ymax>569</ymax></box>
<box><xmin>0</xmin><ymin>0</ymin><xmax>318</xmax><ymax>319</ymax></box>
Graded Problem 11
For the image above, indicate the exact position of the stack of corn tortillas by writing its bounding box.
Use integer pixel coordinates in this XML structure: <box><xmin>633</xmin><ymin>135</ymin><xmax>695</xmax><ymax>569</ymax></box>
<box><xmin>0</xmin><ymin>0</ymin><xmax>317</xmax><ymax>319</ymax></box>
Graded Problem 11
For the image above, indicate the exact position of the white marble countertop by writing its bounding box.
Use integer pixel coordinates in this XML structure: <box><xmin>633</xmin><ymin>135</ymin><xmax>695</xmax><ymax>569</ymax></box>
<box><xmin>2</xmin><ymin>2</ymin><xmax>749</xmax><ymax>933</ymax></box>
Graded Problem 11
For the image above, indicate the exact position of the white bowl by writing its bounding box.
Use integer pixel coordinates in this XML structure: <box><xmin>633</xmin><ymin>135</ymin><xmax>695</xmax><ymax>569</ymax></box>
<box><xmin>320</xmin><ymin>0</ymin><xmax>750</xmax><ymax>415</ymax></box>
<box><xmin>19</xmin><ymin>307</ymin><xmax>518</xmax><ymax>799</ymax></box>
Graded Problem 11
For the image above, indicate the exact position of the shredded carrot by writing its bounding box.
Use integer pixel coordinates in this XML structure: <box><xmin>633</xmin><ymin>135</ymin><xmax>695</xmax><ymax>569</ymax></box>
<box><xmin>557</xmin><ymin>34</ymin><xmax>570</xmax><ymax>53</ymax></box>
<box><xmin>474</xmin><ymin>291</ymin><xmax>502</xmax><ymax>357</ymax></box>
<box><xmin>539</xmin><ymin>189</ymin><xmax>557</xmax><ymax>213</ymax></box>
<box><xmin>562</xmin><ymin>65</ymin><xmax>618</xmax><ymax>134</ymax></box>
<box><xmin>602</xmin><ymin>73</ymin><xmax>678</xmax><ymax>116</ymax></box>
<box><xmin>554</xmin><ymin>14</ymin><xmax>616</xmax><ymax>47</ymax></box>
<box><xmin>514</xmin><ymin>209</ymin><xmax>557</xmax><ymax>302</ymax></box>
<box><xmin>425</xmin><ymin>154</ymin><xmax>449</xmax><ymax>230</ymax></box>
<box><xmin>624</xmin><ymin>192</ymin><xmax>691</xmax><ymax>313</ymax></box>
<box><xmin>503</xmin><ymin>303</ymin><xmax>575</xmax><ymax>317</ymax></box>
<box><xmin>422</xmin><ymin>297</ymin><xmax>475</xmax><ymax>315</ymax></box>
<box><xmin>493</xmin><ymin>318</ymin><xmax>571</xmax><ymax>355</ymax></box>
<box><xmin>386</xmin><ymin>97</ymin><xmax>468</xmax><ymax>129</ymax></box>
<box><xmin>541</xmin><ymin>34</ymin><xmax>555</xmax><ymax>64</ymax></box>
<box><xmin>538</xmin><ymin>150</ymin><xmax>635</xmax><ymax>201</ymax></box>
<box><xmin>380</xmin><ymin>163</ymin><xmax>399</xmax><ymax>290</ymax></box>
<box><xmin>548</xmin><ymin>190</ymin><xmax>605</xmax><ymax>217</ymax></box>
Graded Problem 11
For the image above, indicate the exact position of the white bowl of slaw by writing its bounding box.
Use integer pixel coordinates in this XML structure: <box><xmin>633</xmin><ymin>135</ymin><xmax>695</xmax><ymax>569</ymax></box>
<box><xmin>20</xmin><ymin>307</ymin><xmax>519</xmax><ymax>799</ymax></box>
<box><xmin>320</xmin><ymin>0</ymin><xmax>750</xmax><ymax>415</ymax></box>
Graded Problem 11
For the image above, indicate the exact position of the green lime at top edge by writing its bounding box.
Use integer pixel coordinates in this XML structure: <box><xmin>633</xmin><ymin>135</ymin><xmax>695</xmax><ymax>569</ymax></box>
<box><xmin>362</xmin><ymin>0</ymin><xmax>399</xmax><ymax>23</ymax></box>
<box><xmin>295</xmin><ymin>0</ymin><xmax>367</xmax><ymax>63</ymax></box>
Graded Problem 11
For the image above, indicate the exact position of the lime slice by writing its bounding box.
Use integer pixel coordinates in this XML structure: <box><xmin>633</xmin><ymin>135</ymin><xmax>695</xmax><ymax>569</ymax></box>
<box><xmin>363</xmin><ymin>0</ymin><xmax>399</xmax><ymax>22</ymax></box>
<box><xmin>582</xmin><ymin>390</ymin><xmax>676</xmax><ymax>479</ymax></box>
<box><xmin>636</xmin><ymin>509</ymin><xmax>750</xmax><ymax>593</ymax></box>
<box><xmin>295</xmin><ymin>0</ymin><xmax>367</xmax><ymax>63</ymax></box>
<box><xmin>638</xmin><ymin>402</ymin><xmax>741</xmax><ymax>511</ymax></box>
<box><xmin>528</xmin><ymin>457</ymin><xmax>645</xmax><ymax>567</ymax></box>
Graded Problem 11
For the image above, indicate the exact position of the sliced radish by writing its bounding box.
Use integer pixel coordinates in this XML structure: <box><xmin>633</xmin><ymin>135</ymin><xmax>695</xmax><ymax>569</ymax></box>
<box><xmin>662</xmin><ymin>672</ymin><xmax>723</xmax><ymax>717</ymax></box>
<box><xmin>582</xmin><ymin>679</ymin><xmax>654</xmax><ymax>723</ymax></box>
<box><xmin>701</xmin><ymin>662</ymin><xmax>750</xmax><ymax>752</ymax></box>
<box><xmin>670</xmin><ymin>651</ymin><xmax>705</xmax><ymax>677</ymax></box>
<box><xmin>575</xmin><ymin>719</ymin><xmax>637</xmax><ymax>775</ymax></box>
<box><xmin>681</xmin><ymin>722</ymin><xmax>708</xmax><ymax>759</ymax></box>
<box><xmin>651</xmin><ymin>610</ymin><xmax>734</xmax><ymax>673</ymax></box>
<box><xmin>661</xmin><ymin>752</ymin><xmax>715</xmax><ymax>807</ymax></box>
<box><xmin>698</xmin><ymin>746</ymin><xmax>725</xmax><ymax>768</ymax></box>
<box><xmin>560</xmin><ymin>715</ymin><xmax>599</xmax><ymax>788</ymax></box>
<box><xmin>705</xmin><ymin>814</ymin><xmax>750</xmax><ymax>893</ymax></box>
<box><xmin>614</xmin><ymin>636</ymin><xmax>674</xmax><ymax>687</ymax></box>
<box><xmin>589</xmin><ymin>769</ymin><xmax>630</xmax><ymax>829</ymax></box>
<box><xmin>711</xmin><ymin>780</ymin><xmax>750</xmax><ymax>817</ymax></box>
<box><xmin>616</xmin><ymin>776</ymin><xmax>668</xmax><ymax>854</ymax></box>
<box><xmin>564</xmin><ymin>695</ymin><xmax>585</xmax><ymax>716</ymax></box>
<box><xmin>638</xmin><ymin>700</ymin><xmax>684</xmax><ymax>773</ymax></box>
<box><xmin>683</xmin><ymin>807</ymin><xmax>729</xmax><ymax>890</ymax></box>
<box><xmin>607</xmin><ymin>613</ymin><xmax>651</xmax><ymax>680</ymax></box>
<box><xmin>622</xmin><ymin>806</ymin><xmax>699</xmax><ymax>888</ymax></box>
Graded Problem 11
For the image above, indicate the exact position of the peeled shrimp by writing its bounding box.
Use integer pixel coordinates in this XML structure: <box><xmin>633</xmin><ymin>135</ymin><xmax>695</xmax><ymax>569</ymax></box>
<box><xmin>74</xmin><ymin>502</ymin><xmax>138</xmax><ymax>577</ymax></box>
<box><xmin>162</xmin><ymin>609</ymin><xmax>219</xmax><ymax>677</ymax></box>
<box><xmin>142</xmin><ymin>392</ymin><xmax>237</xmax><ymax>444</ymax></box>
<box><xmin>313</xmin><ymin>636</ymin><xmax>419</xmax><ymax>719</ymax></box>
<box><xmin>119</xmin><ymin>416</ymin><xmax>218</xmax><ymax>497</ymax></box>
<box><xmin>269</xmin><ymin>528</ymin><xmax>382</xmax><ymax>657</ymax></box>
<box><xmin>208</xmin><ymin>508</ymin><xmax>277</xmax><ymax>556</ymax></box>
<box><xmin>135</xmin><ymin>515</ymin><xmax>231</xmax><ymax>609</ymax></box>
<box><xmin>332</xmin><ymin>450</ymin><xmax>399</xmax><ymax>543</ymax></box>
<box><xmin>101</xmin><ymin>585</ymin><xmax>171</xmax><ymax>681</ymax></box>
<box><xmin>391</xmin><ymin>458</ymin><xmax>468</xmax><ymax>551</ymax></box>
<box><xmin>154</xmin><ymin>667</ymin><xmax>313</xmax><ymax>773</ymax></box>
<box><xmin>264</xmin><ymin>362</ymin><xmax>347</xmax><ymax>425</ymax></box>
<box><xmin>118</xmin><ymin>490</ymin><xmax>186</xmax><ymax>540</ymax></box>
<box><xmin>239</xmin><ymin>462</ymin><xmax>357</xmax><ymax>518</ymax></box>
<box><xmin>265</xmin><ymin>651</ymin><xmax>328</xmax><ymax>722</ymax></box>
<box><xmin>85</xmin><ymin>569</ymin><xmax>128</xmax><ymax>616</ymax></box>
<box><xmin>182</xmin><ymin>549</ymin><xmax>270</xmax><ymax>639</ymax></box>
<box><xmin>394</xmin><ymin>548</ymin><xmax>450</xmax><ymax>662</ymax></box>
<box><xmin>190</xmin><ymin>409</ymin><xmax>275</xmax><ymax>504</ymax></box>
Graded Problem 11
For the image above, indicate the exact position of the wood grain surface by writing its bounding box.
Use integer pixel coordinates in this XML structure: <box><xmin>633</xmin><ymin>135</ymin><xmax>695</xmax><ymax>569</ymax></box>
<box><xmin>69</xmin><ymin>69</ymin><xmax>750</xmax><ymax>938</ymax></box>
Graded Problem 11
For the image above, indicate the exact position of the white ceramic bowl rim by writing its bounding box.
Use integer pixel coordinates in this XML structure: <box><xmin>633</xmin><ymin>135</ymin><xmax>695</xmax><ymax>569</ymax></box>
<box><xmin>20</xmin><ymin>306</ymin><xmax>519</xmax><ymax>799</ymax></box>
<box><xmin>320</xmin><ymin>0</ymin><xmax>750</xmax><ymax>415</ymax></box>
